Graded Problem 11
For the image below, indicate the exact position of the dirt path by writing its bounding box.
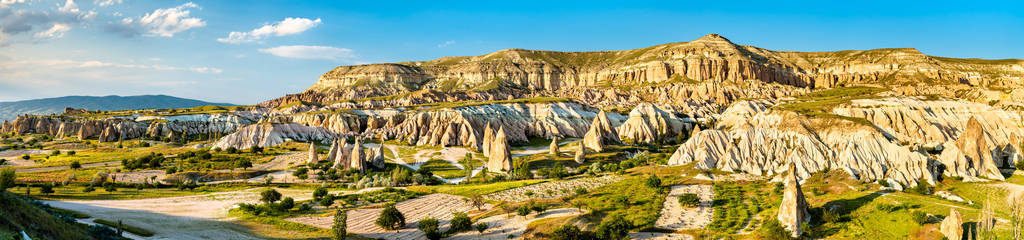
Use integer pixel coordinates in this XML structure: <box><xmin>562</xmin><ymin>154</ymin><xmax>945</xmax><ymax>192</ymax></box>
<box><xmin>43</xmin><ymin>188</ymin><xmax>314</xmax><ymax>240</ymax></box>
<box><xmin>655</xmin><ymin>185</ymin><xmax>713</xmax><ymax>231</ymax></box>
<box><xmin>287</xmin><ymin>193</ymin><xmax>488</xmax><ymax>240</ymax></box>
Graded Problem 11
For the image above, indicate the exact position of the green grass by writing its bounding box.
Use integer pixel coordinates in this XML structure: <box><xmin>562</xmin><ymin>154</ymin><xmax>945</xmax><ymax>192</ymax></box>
<box><xmin>775</xmin><ymin>86</ymin><xmax>885</xmax><ymax>125</ymax></box>
<box><xmin>424</xmin><ymin>97</ymin><xmax>571</xmax><ymax>110</ymax></box>
<box><xmin>575</xmin><ymin>175</ymin><xmax>663</xmax><ymax>230</ymax></box>
<box><xmin>93</xmin><ymin>218</ymin><xmax>155</xmax><ymax>237</ymax></box>
<box><xmin>34</xmin><ymin>184</ymin><xmax>251</xmax><ymax>200</ymax></box>
<box><xmin>407</xmin><ymin>179</ymin><xmax>549</xmax><ymax>197</ymax></box>
<box><xmin>0</xmin><ymin>192</ymin><xmax>92</xmax><ymax>239</ymax></box>
<box><xmin>228</xmin><ymin>209</ymin><xmax>327</xmax><ymax>233</ymax></box>
<box><xmin>51</xmin><ymin>208</ymin><xmax>91</xmax><ymax>219</ymax></box>
<box><xmin>420</xmin><ymin>160</ymin><xmax>465</xmax><ymax>179</ymax></box>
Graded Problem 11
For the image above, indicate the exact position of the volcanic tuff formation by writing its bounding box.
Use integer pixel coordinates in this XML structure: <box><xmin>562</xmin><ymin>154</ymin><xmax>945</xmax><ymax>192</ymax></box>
<box><xmin>7</xmin><ymin>33</ymin><xmax>1024</xmax><ymax>190</ymax></box>
<box><xmin>941</xmin><ymin>209</ymin><xmax>964</xmax><ymax>240</ymax></box>
<box><xmin>777</xmin><ymin>164</ymin><xmax>810</xmax><ymax>237</ymax></box>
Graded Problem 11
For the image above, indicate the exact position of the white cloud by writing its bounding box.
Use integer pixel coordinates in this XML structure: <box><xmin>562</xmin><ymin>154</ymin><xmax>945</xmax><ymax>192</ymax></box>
<box><xmin>108</xmin><ymin>2</ymin><xmax>205</xmax><ymax>38</ymax></box>
<box><xmin>437</xmin><ymin>40</ymin><xmax>456</xmax><ymax>48</ymax></box>
<box><xmin>94</xmin><ymin>0</ymin><xmax>122</xmax><ymax>7</ymax></box>
<box><xmin>0</xmin><ymin>59</ymin><xmax>221</xmax><ymax>74</ymax></box>
<box><xmin>258</xmin><ymin>45</ymin><xmax>354</xmax><ymax>60</ymax></box>
<box><xmin>33</xmin><ymin>23</ymin><xmax>71</xmax><ymax>39</ymax></box>
<box><xmin>217</xmin><ymin>17</ymin><xmax>321</xmax><ymax>44</ymax></box>
<box><xmin>58</xmin><ymin>0</ymin><xmax>79</xmax><ymax>13</ymax></box>
<box><xmin>0</xmin><ymin>0</ymin><xmax>25</xmax><ymax>8</ymax></box>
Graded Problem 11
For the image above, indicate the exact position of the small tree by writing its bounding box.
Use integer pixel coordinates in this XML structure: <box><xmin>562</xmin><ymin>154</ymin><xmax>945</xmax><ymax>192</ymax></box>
<box><xmin>552</xmin><ymin>224</ymin><xmax>588</xmax><ymax>240</ymax></box>
<box><xmin>260</xmin><ymin>188</ymin><xmax>282</xmax><ymax>204</ymax></box>
<box><xmin>645</xmin><ymin>174</ymin><xmax>661</xmax><ymax>189</ymax></box>
<box><xmin>449</xmin><ymin>211</ymin><xmax>472</xmax><ymax>233</ymax></box>
<box><xmin>20</xmin><ymin>154</ymin><xmax>29</xmax><ymax>160</ymax></box>
<box><xmin>475</xmin><ymin>222</ymin><xmax>488</xmax><ymax>233</ymax></box>
<box><xmin>70</xmin><ymin>161</ymin><xmax>82</xmax><ymax>169</ymax></box>
<box><xmin>678</xmin><ymin>193</ymin><xmax>700</xmax><ymax>208</ymax></box>
<box><xmin>313</xmin><ymin>186</ymin><xmax>328</xmax><ymax>201</ymax></box>
<box><xmin>320</xmin><ymin>194</ymin><xmax>336</xmax><ymax>208</ymax></box>
<box><xmin>67</xmin><ymin>151</ymin><xmax>76</xmax><ymax>156</ymax></box>
<box><xmin>236</xmin><ymin>160</ymin><xmax>252</xmax><ymax>170</ymax></box>
<box><xmin>279</xmin><ymin>197</ymin><xmax>295</xmax><ymax>211</ymax></box>
<box><xmin>375</xmin><ymin>204</ymin><xmax>406</xmax><ymax>230</ymax></box>
<box><xmin>39</xmin><ymin>183</ymin><xmax>55</xmax><ymax>195</ymax></box>
<box><xmin>418</xmin><ymin>217</ymin><xmax>441</xmax><ymax>240</ymax></box>
<box><xmin>594</xmin><ymin>215</ymin><xmax>631</xmax><ymax>240</ymax></box>
<box><xmin>0</xmin><ymin>168</ymin><xmax>15</xmax><ymax>192</ymax></box>
<box><xmin>333</xmin><ymin>209</ymin><xmax>347</xmax><ymax>240</ymax></box>
<box><xmin>465</xmin><ymin>194</ymin><xmax>485</xmax><ymax>212</ymax></box>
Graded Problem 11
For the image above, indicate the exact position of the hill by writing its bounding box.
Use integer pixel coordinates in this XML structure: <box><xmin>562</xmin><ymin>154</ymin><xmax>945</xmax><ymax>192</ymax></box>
<box><xmin>0</xmin><ymin>95</ymin><xmax>235</xmax><ymax>121</ymax></box>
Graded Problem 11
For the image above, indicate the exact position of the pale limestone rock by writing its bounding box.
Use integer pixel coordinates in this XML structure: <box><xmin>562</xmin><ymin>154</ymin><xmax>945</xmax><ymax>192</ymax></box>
<box><xmin>482</xmin><ymin>122</ymin><xmax>495</xmax><ymax>156</ymax></box>
<box><xmin>777</xmin><ymin>164</ymin><xmax>810</xmax><ymax>237</ymax></box>
<box><xmin>308</xmin><ymin>142</ymin><xmax>318</xmax><ymax>164</ymax></box>
<box><xmin>487</xmin><ymin>126</ymin><xmax>513</xmax><ymax>172</ymax></box>
<box><xmin>325</xmin><ymin>139</ymin><xmax>339</xmax><ymax>164</ymax></box>
<box><xmin>583</xmin><ymin>111</ymin><xmax>619</xmax><ymax>152</ymax></box>
<box><xmin>212</xmin><ymin>123</ymin><xmax>335</xmax><ymax>150</ymax></box>
<box><xmin>368</xmin><ymin>144</ymin><xmax>385</xmax><ymax>168</ymax></box>
<box><xmin>350</xmin><ymin>138</ymin><xmax>365</xmax><ymax>173</ymax></box>
<box><xmin>938</xmin><ymin>117</ymin><xmax>1005</xmax><ymax>181</ymax></box>
<box><xmin>617</xmin><ymin>103</ymin><xmax>688</xmax><ymax>144</ymax></box>
<box><xmin>940</xmin><ymin>209</ymin><xmax>963</xmax><ymax>240</ymax></box>
<box><xmin>549</xmin><ymin>137</ymin><xmax>560</xmax><ymax>155</ymax></box>
<box><xmin>574</xmin><ymin>145</ymin><xmax>585</xmax><ymax>164</ymax></box>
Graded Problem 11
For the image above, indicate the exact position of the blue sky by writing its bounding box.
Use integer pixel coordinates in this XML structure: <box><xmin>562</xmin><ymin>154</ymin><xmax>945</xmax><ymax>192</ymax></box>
<box><xmin>1</xmin><ymin>0</ymin><xmax>1022</xmax><ymax>104</ymax></box>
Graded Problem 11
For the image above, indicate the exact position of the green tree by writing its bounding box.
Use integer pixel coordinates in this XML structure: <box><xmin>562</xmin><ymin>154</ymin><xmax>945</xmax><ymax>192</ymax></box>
<box><xmin>279</xmin><ymin>197</ymin><xmax>295</xmax><ymax>211</ymax></box>
<box><xmin>70</xmin><ymin>161</ymin><xmax>82</xmax><ymax>169</ymax></box>
<box><xmin>332</xmin><ymin>209</ymin><xmax>347</xmax><ymax>240</ymax></box>
<box><xmin>320</xmin><ymin>194</ymin><xmax>336</xmax><ymax>208</ymax></box>
<box><xmin>418</xmin><ymin>217</ymin><xmax>441</xmax><ymax>240</ymax></box>
<box><xmin>595</xmin><ymin>215</ymin><xmax>631</xmax><ymax>240</ymax></box>
<box><xmin>552</xmin><ymin>224</ymin><xmax>590</xmax><ymax>240</ymax></box>
<box><xmin>260</xmin><ymin>188</ymin><xmax>282</xmax><ymax>204</ymax></box>
<box><xmin>39</xmin><ymin>183</ymin><xmax>55</xmax><ymax>194</ymax></box>
<box><xmin>645</xmin><ymin>174</ymin><xmax>661</xmax><ymax>189</ymax></box>
<box><xmin>313</xmin><ymin>186</ymin><xmax>328</xmax><ymax>201</ymax></box>
<box><xmin>678</xmin><ymin>193</ymin><xmax>699</xmax><ymax>207</ymax></box>
<box><xmin>375</xmin><ymin>204</ymin><xmax>406</xmax><ymax>230</ymax></box>
<box><xmin>475</xmin><ymin>222</ymin><xmax>488</xmax><ymax>233</ymax></box>
<box><xmin>448</xmin><ymin>211</ymin><xmax>472</xmax><ymax>233</ymax></box>
<box><xmin>235</xmin><ymin>159</ymin><xmax>252</xmax><ymax>170</ymax></box>
<box><xmin>0</xmin><ymin>168</ymin><xmax>14</xmax><ymax>192</ymax></box>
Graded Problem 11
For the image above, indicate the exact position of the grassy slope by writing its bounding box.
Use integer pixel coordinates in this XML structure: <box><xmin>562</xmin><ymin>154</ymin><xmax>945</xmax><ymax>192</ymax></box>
<box><xmin>0</xmin><ymin>192</ymin><xmax>92</xmax><ymax>239</ymax></box>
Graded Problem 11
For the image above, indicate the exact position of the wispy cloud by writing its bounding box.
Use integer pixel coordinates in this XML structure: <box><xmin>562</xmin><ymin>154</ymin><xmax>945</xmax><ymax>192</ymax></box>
<box><xmin>0</xmin><ymin>0</ymin><xmax>95</xmax><ymax>45</ymax></box>
<box><xmin>218</xmin><ymin>17</ymin><xmax>321</xmax><ymax>44</ymax></box>
<box><xmin>105</xmin><ymin>2</ymin><xmax>205</xmax><ymax>38</ymax></box>
<box><xmin>258</xmin><ymin>45</ymin><xmax>355</xmax><ymax>61</ymax></box>
<box><xmin>0</xmin><ymin>59</ymin><xmax>222</xmax><ymax>74</ymax></box>
<box><xmin>33</xmin><ymin>23</ymin><xmax>71</xmax><ymax>39</ymax></box>
<box><xmin>94</xmin><ymin>0</ymin><xmax>122</xmax><ymax>7</ymax></box>
<box><xmin>437</xmin><ymin>40</ymin><xmax>456</xmax><ymax>48</ymax></box>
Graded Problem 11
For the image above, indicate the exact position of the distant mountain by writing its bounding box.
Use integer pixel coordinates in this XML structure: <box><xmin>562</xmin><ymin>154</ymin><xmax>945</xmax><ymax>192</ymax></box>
<box><xmin>0</xmin><ymin>95</ymin><xmax>235</xmax><ymax>121</ymax></box>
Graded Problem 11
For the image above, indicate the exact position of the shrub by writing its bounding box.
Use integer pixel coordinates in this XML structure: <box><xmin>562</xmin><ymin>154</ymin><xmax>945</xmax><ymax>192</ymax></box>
<box><xmin>678</xmin><ymin>193</ymin><xmax>699</xmax><ymax>207</ymax></box>
<box><xmin>574</xmin><ymin>187</ymin><xmax>588</xmax><ymax>195</ymax></box>
<box><xmin>517</xmin><ymin>206</ymin><xmax>531</xmax><ymax>216</ymax></box>
<box><xmin>70</xmin><ymin>161</ymin><xmax>81</xmax><ymax>169</ymax></box>
<box><xmin>905</xmin><ymin>182</ymin><xmax>932</xmax><ymax>195</ymax></box>
<box><xmin>103</xmin><ymin>184</ymin><xmax>116</xmax><ymax>192</ymax></box>
<box><xmin>333</xmin><ymin>209</ymin><xmax>347</xmax><ymax>240</ymax></box>
<box><xmin>551</xmin><ymin>224</ymin><xmax>590</xmax><ymax>240</ymax></box>
<box><xmin>876</xmin><ymin>203</ymin><xmax>899</xmax><ymax>212</ymax></box>
<box><xmin>67</xmin><ymin>151</ymin><xmax>76</xmax><ymax>156</ymax></box>
<box><xmin>0</xmin><ymin>168</ymin><xmax>14</xmax><ymax>191</ymax></box>
<box><xmin>530</xmin><ymin>202</ymin><xmax>548</xmax><ymax>214</ymax></box>
<box><xmin>375</xmin><ymin>204</ymin><xmax>405</xmax><ymax>230</ymax></box>
<box><xmin>261</xmin><ymin>188</ymin><xmax>282</xmax><ymax>204</ymax></box>
<box><xmin>87</xmin><ymin>225</ymin><xmax>120</xmax><ymax>240</ymax></box>
<box><xmin>279</xmin><ymin>197</ymin><xmax>295</xmax><ymax>211</ymax></box>
<box><xmin>418</xmin><ymin>217</ymin><xmax>441</xmax><ymax>240</ymax></box>
<box><xmin>320</xmin><ymin>194</ymin><xmax>336</xmax><ymax>207</ymax></box>
<box><xmin>911</xmin><ymin>210</ymin><xmax>928</xmax><ymax>224</ymax></box>
<box><xmin>313</xmin><ymin>186</ymin><xmax>328</xmax><ymax>201</ymax></box>
<box><xmin>20</xmin><ymin>154</ymin><xmax>29</xmax><ymax>160</ymax></box>
<box><xmin>39</xmin><ymin>184</ymin><xmax>54</xmax><ymax>194</ymax></box>
<box><xmin>475</xmin><ymin>222</ymin><xmax>488</xmax><ymax>233</ymax></box>
<box><xmin>83</xmin><ymin>186</ymin><xmax>95</xmax><ymax>192</ymax></box>
<box><xmin>1017</xmin><ymin>160</ymin><xmax>1024</xmax><ymax>170</ymax></box>
<box><xmin>645</xmin><ymin>174</ymin><xmax>661</xmax><ymax>188</ymax></box>
<box><xmin>821</xmin><ymin>209</ymin><xmax>841</xmax><ymax>223</ymax></box>
<box><xmin>236</xmin><ymin>159</ymin><xmax>253</xmax><ymax>170</ymax></box>
<box><xmin>226</xmin><ymin>147</ymin><xmax>238</xmax><ymax>154</ymax></box>
<box><xmin>449</xmin><ymin>211</ymin><xmax>472</xmax><ymax>233</ymax></box>
<box><xmin>758</xmin><ymin>218</ymin><xmax>794</xmax><ymax>240</ymax></box>
<box><xmin>595</xmin><ymin>215</ymin><xmax>631</xmax><ymax>240</ymax></box>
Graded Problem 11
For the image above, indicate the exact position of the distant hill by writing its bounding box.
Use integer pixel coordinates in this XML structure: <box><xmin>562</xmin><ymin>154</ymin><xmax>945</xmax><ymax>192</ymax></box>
<box><xmin>0</xmin><ymin>95</ymin><xmax>235</xmax><ymax>121</ymax></box>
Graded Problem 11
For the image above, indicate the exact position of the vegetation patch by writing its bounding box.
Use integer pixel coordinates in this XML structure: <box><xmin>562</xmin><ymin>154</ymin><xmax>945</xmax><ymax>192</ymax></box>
<box><xmin>93</xmin><ymin>218</ymin><xmax>155</xmax><ymax>237</ymax></box>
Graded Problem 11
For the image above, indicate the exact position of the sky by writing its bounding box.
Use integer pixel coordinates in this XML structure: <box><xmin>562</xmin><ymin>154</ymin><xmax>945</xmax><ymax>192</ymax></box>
<box><xmin>1</xmin><ymin>0</ymin><xmax>1022</xmax><ymax>105</ymax></box>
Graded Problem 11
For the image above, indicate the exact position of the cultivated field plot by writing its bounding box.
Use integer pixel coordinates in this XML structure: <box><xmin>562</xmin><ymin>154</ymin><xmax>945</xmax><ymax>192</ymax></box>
<box><xmin>447</xmin><ymin>208</ymin><xmax>586</xmax><ymax>240</ymax></box>
<box><xmin>655</xmin><ymin>185</ymin><xmax>713</xmax><ymax>230</ymax></box>
<box><xmin>483</xmin><ymin>175</ymin><xmax>620</xmax><ymax>201</ymax></box>
<box><xmin>287</xmin><ymin>193</ymin><xmax>488</xmax><ymax>239</ymax></box>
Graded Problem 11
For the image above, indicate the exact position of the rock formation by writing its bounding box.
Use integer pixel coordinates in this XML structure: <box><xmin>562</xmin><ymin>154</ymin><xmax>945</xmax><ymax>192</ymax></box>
<box><xmin>482</xmin><ymin>122</ymin><xmax>495</xmax><ymax>156</ymax></box>
<box><xmin>350</xmin><ymin>138</ymin><xmax>366</xmax><ymax>173</ymax></box>
<box><xmin>308</xmin><ymin>142</ymin><xmax>318</xmax><ymax>164</ymax></box>
<box><xmin>940</xmin><ymin>209</ymin><xmax>963</xmax><ymax>240</ymax></box>
<box><xmin>487</xmin><ymin>126</ymin><xmax>513</xmax><ymax>173</ymax></box>
<box><xmin>777</xmin><ymin>164</ymin><xmax>810</xmax><ymax>238</ymax></box>
<box><xmin>574</xmin><ymin>145</ymin><xmax>585</xmax><ymax>164</ymax></box>
<box><xmin>617</xmin><ymin>103</ymin><xmax>689</xmax><ymax>144</ymax></box>
<box><xmin>583</xmin><ymin>111</ymin><xmax>619</xmax><ymax>152</ymax></box>
<box><xmin>549</xmin><ymin>137</ymin><xmax>559</xmax><ymax>155</ymax></box>
<box><xmin>367</xmin><ymin>144</ymin><xmax>385</xmax><ymax>169</ymax></box>
<box><xmin>326</xmin><ymin>139</ymin><xmax>340</xmax><ymax>164</ymax></box>
<box><xmin>212</xmin><ymin>123</ymin><xmax>335</xmax><ymax>150</ymax></box>
<box><xmin>938</xmin><ymin>117</ymin><xmax>1007</xmax><ymax>181</ymax></box>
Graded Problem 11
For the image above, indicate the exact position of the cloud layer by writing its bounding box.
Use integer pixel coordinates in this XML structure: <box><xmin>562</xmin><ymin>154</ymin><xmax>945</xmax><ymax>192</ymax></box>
<box><xmin>218</xmin><ymin>17</ymin><xmax>321</xmax><ymax>44</ymax></box>
<box><xmin>258</xmin><ymin>45</ymin><xmax>354</xmax><ymax>60</ymax></box>
<box><xmin>106</xmin><ymin>2</ymin><xmax>205</xmax><ymax>38</ymax></box>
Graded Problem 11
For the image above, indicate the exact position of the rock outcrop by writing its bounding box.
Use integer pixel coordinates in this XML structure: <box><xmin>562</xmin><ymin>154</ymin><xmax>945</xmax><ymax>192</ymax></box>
<box><xmin>326</xmin><ymin>139</ymin><xmax>340</xmax><ymax>164</ymax></box>
<box><xmin>212</xmin><ymin>123</ymin><xmax>336</xmax><ymax>150</ymax></box>
<box><xmin>940</xmin><ymin>209</ymin><xmax>963</xmax><ymax>240</ymax></box>
<box><xmin>574</xmin><ymin>145</ymin><xmax>585</xmax><ymax>164</ymax></box>
<box><xmin>308</xmin><ymin>142</ymin><xmax>318</xmax><ymax>164</ymax></box>
<box><xmin>367</xmin><ymin>144</ymin><xmax>385</xmax><ymax>169</ymax></box>
<box><xmin>938</xmin><ymin>117</ymin><xmax>1009</xmax><ymax>181</ymax></box>
<box><xmin>482</xmin><ymin>122</ymin><xmax>495</xmax><ymax>156</ymax></box>
<box><xmin>777</xmin><ymin>164</ymin><xmax>810</xmax><ymax>238</ymax></box>
<box><xmin>582</xmin><ymin>111</ymin><xmax>620</xmax><ymax>152</ymax></box>
<box><xmin>487</xmin><ymin>126</ymin><xmax>513</xmax><ymax>173</ymax></box>
<box><xmin>549</xmin><ymin>137</ymin><xmax>559</xmax><ymax>155</ymax></box>
<box><xmin>617</xmin><ymin>103</ymin><xmax>689</xmax><ymax>144</ymax></box>
<box><xmin>350</xmin><ymin>138</ymin><xmax>366</xmax><ymax>173</ymax></box>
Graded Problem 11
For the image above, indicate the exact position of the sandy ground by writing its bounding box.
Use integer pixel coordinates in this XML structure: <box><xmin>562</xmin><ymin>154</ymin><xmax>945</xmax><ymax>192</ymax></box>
<box><xmin>286</xmin><ymin>193</ymin><xmax>489</xmax><ymax>240</ymax></box>
<box><xmin>629</xmin><ymin>232</ymin><xmax>695</xmax><ymax>240</ymax></box>
<box><xmin>0</xmin><ymin>149</ymin><xmax>50</xmax><ymax>167</ymax></box>
<box><xmin>655</xmin><ymin>185</ymin><xmax>714</xmax><ymax>230</ymax></box>
<box><xmin>483</xmin><ymin>175</ymin><xmax>620</xmax><ymax>201</ymax></box>
<box><xmin>447</xmin><ymin>208</ymin><xmax>586</xmax><ymax>240</ymax></box>
<box><xmin>510</xmin><ymin>139</ymin><xmax>580</xmax><ymax>157</ymax></box>
<box><xmin>110</xmin><ymin>170</ymin><xmax>167</xmax><ymax>184</ymax></box>
<box><xmin>43</xmin><ymin>188</ymin><xmax>314</xmax><ymax>240</ymax></box>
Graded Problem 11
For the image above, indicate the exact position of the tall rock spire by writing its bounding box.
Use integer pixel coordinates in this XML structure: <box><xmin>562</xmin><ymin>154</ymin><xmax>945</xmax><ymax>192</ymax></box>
<box><xmin>777</xmin><ymin>164</ymin><xmax>810</xmax><ymax>237</ymax></box>
<box><xmin>487</xmin><ymin>126</ymin><xmax>512</xmax><ymax>173</ymax></box>
<box><xmin>308</xmin><ymin>142</ymin><xmax>318</xmax><ymax>164</ymax></box>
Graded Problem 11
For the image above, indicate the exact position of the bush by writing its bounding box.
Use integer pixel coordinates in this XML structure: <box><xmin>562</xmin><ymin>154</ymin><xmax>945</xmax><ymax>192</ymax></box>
<box><xmin>83</xmin><ymin>186</ymin><xmax>95</xmax><ymax>192</ymax></box>
<box><xmin>313</xmin><ymin>186</ymin><xmax>328</xmax><ymax>201</ymax></box>
<box><xmin>67</xmin><ymin>151</ymin><xmax>76</xmax><ymax>156</ymax></box>
<box><xmin>595</xmin><ymin>215</ymin><xmax>631</xmax><ymax>240</ymax></box>
<box><xmin>758</xmin><ymin>218</ymin><xmax>794</xmax><ymax>240</ymax></box>
<box><xmin>39</xmin><ymin>184</ymin><xmax>55</xmax><ymax>194</ymax></box>
<box><xmin>87</xmin><ymin>224</ymin><xmax>120</xmax><ymax>240</ymax></box>
<box><xmin>278</xmin><ymin>197</ymin><xmax>295</xmax><ymax>211</ymax></box>
<box><xmin>475</xmin><ymin>222</ymin><xmax>488</xmax><ymax>233</ymax></box>
<box><xmin>418</xmin><ymin>217</ymin><xmax>441</xmax><ymax>240</ymax></box>
<box><xmin>876</xmin><ymin>203</ymin><xmax>899</xmax><ymax>212</ymax></box>
<box><xmin>678</xmin><ymin>193</ymin><xmax>699</xmax><ymax>207</ymax></box>
<box><xmin>645</xmin><ymin>174</ymin><xmax>661</xmax><ymax>188</ymax></box>
<box><xmin>822</xmin><ymin>209</ymin><xmax>841</xmax><ymax>223</ymax></box>
<box><xmin>70</xmin><ymin>161</ymin><xmax>81</xmax><ymax>169</ymax></box>
<box><xmin>551</xmin><ymin>224</ymin><xmax>591</xmax><ymax>240</ymax></box>
<box><xmin>375</xmin><ymin>204</ymin><xmax>405</xmax><ymax>230</ymax></box>
<box><xmin>574</xmin><ymin>187</ymin><xmax>588</xmax><ymax>195</ymax></box>
<box><xmin>911</xmin><ymin>210</ymin><xmax>928</xmax><ymax>224</ymax></box>
<box><xmin>449</xmin><ymin>211</ymin><xmax>472</xmax><ymax>233</ymax></box>
<box><xmin>905</xmin><ymin>182</ymin><xmax>932</xmax><ymax>195</ymax></box>
<box><xmin>1017</xmin><ymin>160</ymin><xmax>1024</xmax><ymax>171</ymax></box>
<box><xmin>320</xmin><ymin>194</ymin><xmax>336</xmax><ymax>207</ymax></box>
<box><xmin>517</xmin><ymin>206</ymin><xmax>531</xmax><ymax>216</ymax></box>
<box><xmin>226</xmin><ymin>147</ymin><xmax>238</xmax><ymax>154</ymax></box>
<box><xmin>20</xmin><ymin>154</ymin><xmax>29</xmax><ymax>160</ymax></box>
<box><xmin>103</xmin><ymin>184</ymin><xmax>117</xmax><ymax>192</ymax></box>
<box><xmin>530</xmin><ymin>202</ymin><xmax>548</xmax><ymax>214</ymax></box>
<box><xmin>261</xmin><ymin>188</ymin><xmax>282</xmax><ymax>204</ymax></box>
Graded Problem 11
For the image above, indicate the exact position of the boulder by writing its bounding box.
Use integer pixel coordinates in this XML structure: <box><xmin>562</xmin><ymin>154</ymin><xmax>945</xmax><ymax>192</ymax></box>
<box><xmin>940</xmin><ymin>209</ymin><xmax>963</xmax><ymax>240</ymax></box>
<box><xmin>777</xmin><ymin>164</ymin><xmax>810</xmax><ymax>237</ymax></box>
<box><xmin>487</xmin><ymin>126</ymin><xmax>513</xmax><ymax>173</ymax></box>
<box><xmin>368</xmin><ymin>144</ymin><xmax>385</xmax><ymax>169</ymax></box>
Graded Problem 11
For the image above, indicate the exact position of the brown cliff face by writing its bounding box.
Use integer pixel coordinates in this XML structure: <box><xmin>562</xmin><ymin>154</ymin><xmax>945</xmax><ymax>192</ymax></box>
<box><xmin>267</xmin><ymin>34</ymin><xmax>1024</xmax><ymax>108</ymax></box>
